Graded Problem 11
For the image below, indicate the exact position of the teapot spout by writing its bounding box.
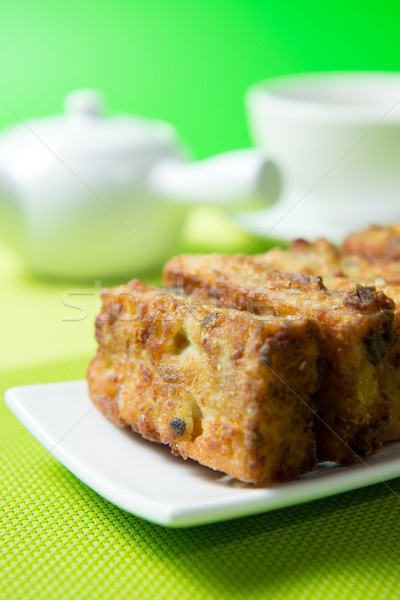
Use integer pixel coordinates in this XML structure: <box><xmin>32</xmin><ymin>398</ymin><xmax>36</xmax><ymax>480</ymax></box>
<box><xmin>147</xmin><ymin>149</ymin><xmax>281</xmax><ymax>209</ymax></box>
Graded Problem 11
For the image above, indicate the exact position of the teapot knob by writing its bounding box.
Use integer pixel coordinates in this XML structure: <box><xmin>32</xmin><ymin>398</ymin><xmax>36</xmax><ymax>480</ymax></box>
<box><xmin>64</xmin><ymin>89</ymin><xmax>104</xmax><ymax>117</ymax></box>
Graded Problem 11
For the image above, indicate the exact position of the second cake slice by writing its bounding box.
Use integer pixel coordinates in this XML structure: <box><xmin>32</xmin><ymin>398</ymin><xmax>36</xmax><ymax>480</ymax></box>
<box><xmin>164</xmin><ymin>254</ymin><xmax>395</xmax><ymax>464</ymax></box>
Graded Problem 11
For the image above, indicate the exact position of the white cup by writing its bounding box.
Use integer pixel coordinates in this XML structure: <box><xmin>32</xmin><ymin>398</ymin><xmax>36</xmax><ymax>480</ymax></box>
<box><xmin>242</xmin><ymin>71</ymin><xmax>400</xmax><ymax>241</ymax></box>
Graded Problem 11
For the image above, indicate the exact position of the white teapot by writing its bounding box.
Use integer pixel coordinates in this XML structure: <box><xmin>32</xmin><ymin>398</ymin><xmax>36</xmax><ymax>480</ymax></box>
<box><xmin>0</xmin><ymin>89</ymin><xmax>280</xmax><ymax>279</ymax></box>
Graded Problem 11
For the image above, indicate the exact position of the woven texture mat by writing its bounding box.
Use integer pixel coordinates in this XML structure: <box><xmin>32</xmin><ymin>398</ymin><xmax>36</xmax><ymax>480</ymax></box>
<box><xmin>2</xmin><ymin>356</ymin><xmax>400</xmax><ymax>600</ymax></box>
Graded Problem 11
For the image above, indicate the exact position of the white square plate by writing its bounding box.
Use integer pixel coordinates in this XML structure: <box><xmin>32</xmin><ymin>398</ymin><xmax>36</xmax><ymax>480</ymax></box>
<box><xmin>5</xmin><ymin>380</ymin><xmax>400</xmax><ymax>527</ymax></box>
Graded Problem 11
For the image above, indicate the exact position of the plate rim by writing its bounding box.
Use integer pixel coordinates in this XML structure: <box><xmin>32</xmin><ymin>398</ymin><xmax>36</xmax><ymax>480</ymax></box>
<box><xmin>5</xmin><ymin>380</ymin><xmax>400</xmax><ymax>527</ymax></box>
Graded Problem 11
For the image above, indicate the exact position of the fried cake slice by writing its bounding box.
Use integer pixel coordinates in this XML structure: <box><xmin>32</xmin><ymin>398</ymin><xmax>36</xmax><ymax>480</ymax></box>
<box><xmin>164</xmin><ymin>254</ymin><xmax>395</xmax><ymax>464</ymax></box>
<box><xmin>87</xmin><ymin>279</ymin><xmax>320</xmax><ymax>485</ymax></box>
<box><xmin>343</xmin><ymin>223</ymin><xmax>400</xmax><ymax>262</ymax></box>
<box><xmin>248</xmin><ymin>237</ymin><xmax>400</xmax><ymax>444</ymax></box>
<box><xmin>253</xmin><ymin>238</ymin><xmax>343</xmax><ymax>278</ymax></box>
<box><xmin>321</xmin><ymin>274</ymin><xmax>400</xmax><ymax>443</ymax></box>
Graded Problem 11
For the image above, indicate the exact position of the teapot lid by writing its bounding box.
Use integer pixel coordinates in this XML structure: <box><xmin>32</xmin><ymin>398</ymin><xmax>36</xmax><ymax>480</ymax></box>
<box><xmin>0</xmin><ymin>89</ymin><xmax>180</xmax><ymax>168</ymax></box>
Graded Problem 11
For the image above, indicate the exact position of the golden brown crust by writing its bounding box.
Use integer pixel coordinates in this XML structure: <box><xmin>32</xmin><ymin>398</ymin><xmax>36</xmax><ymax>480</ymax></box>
<box><xmin>343</xmin><ymin>224</ymin><xmax>400</xmax><ymax>261</ymax></box>
<box><xmin>324</xmin><ymin>275</ymin><xmax>400</xmax><ymax>443</ymax></box>
<box><xmin>88</xmin><ymin>224</ymin><xmax>400</xmax><ymax>484</ymax></box>
<box><xmin>339</xmin><ymin>254</ymin><xmax>400</xmax><ymax>286</ymax></box>
<box><xmin>229</xmin><ymin>235</ymin><xmax>400</xmax><ymax>446</ymax></box>
<box><xmin>87</xmin><ymin>280</ymin><xmax>320</xmax><ymax>485</ymax></box>
<box><xmin>254</xmin><ymin>238</ymin><xmax>343</xmax><ymax>277</ymax></box>
<box><xmin>163</xmin><ymin>253</ymin><xmax>394</xmax><ymax>463</ymax></box>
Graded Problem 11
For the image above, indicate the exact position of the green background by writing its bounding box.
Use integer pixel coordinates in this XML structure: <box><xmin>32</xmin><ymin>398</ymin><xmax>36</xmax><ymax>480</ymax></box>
<box><xmin>2</xmin><ymin>2</ymin><xmax>400</xmax><ymax>599</ymax></box>
<box><xmin>1</xmin><ymin>0</ymin><xmax>400</xmax><ymax>159</ymax></box>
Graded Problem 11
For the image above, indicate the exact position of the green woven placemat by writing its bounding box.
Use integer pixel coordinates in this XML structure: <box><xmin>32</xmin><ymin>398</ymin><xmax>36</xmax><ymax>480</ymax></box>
<box><xmin>2</xmin><ymin>356</ymin><xmax>400</xmax><ymax>600</ymax></box>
